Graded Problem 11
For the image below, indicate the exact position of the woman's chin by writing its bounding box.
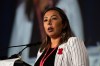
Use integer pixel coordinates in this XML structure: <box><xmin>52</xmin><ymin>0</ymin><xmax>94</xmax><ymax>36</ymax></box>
<box><xmin>47</xmin><ymin>34</ymin><xmax>54</xmax><ymax>37</ymax></box>
<box><xmin>47</xmin><ymin>34</ymin><xmax>59</xmax><ymax>38</ymax></box>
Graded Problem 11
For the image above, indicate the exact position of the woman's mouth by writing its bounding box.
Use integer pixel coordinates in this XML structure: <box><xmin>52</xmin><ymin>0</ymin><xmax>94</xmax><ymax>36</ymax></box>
<box><xmin>47</xmin><ymin>27</ymin><xmax>54</xmax><ymax>32</ymax></box>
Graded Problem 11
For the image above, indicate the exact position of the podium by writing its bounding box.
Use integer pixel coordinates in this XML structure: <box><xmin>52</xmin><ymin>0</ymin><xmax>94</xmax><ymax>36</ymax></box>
<box><xmin>0</xmin><ymin>58</ymin><xmax>31</xmax><ymax>66</ymax></box>
<box><xmin>14</xmin><ymin>59</ymin><xmax>31</xmax><ymax>66</ymax></box>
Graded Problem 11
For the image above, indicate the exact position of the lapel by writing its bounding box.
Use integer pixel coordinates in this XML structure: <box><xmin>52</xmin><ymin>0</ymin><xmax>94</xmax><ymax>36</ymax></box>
<box><xmin>35</xmin><ymin>43</ymin><xmax>67</xmax><ymax>66</ymax></box>
<box><xmin>54</xmin><ymin>43</ymin><xmax>66</xmax><ymax>66</ymax></box>
<box><xmin>34</xmin><ymin>49</ymin><xmax>43</xmax><ymax>63</ymax></box>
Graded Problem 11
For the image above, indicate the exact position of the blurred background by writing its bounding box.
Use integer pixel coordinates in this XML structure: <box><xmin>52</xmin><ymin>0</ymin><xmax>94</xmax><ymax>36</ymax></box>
<box><xmin>0</xmin><ymin>0</ymin><xmax>100</xmax><ymax>66</ymax></box>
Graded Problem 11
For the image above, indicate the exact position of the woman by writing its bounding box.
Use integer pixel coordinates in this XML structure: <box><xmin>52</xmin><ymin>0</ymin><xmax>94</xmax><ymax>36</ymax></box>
<box><xmin>34</xmin><ymin>7</ymin><xmax>89</xmax><ymax>66</ymax></box>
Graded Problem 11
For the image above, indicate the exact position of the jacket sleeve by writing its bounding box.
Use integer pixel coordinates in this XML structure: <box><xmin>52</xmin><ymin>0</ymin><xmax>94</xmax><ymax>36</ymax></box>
<box><xmin>68</xmin><ymin>37</ymin><xmax>89</xmax><ymax>66</ymax></box>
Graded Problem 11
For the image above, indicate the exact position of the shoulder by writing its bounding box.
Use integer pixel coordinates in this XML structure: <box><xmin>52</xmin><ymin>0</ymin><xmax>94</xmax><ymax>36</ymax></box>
<box><xmin>68</xmin><ymin>37</ymin><xmax>83</xmax><ymax>43</ymax></box>
<box><xmin>66</xmin><ymin>37</ymin><xmax>85</xmax><ymax>48</ymax></box>
<box><xmin>61</xmin><ymin>37</ymin><xmax>84</xmax><ymax>47</ymax></box>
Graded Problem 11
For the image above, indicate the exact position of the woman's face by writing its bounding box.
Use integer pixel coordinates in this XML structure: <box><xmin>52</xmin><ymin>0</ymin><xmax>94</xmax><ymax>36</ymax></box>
<box><xmin>43</xmin><ymin>10</ymin><xmax>63</xmax><ymax>38</ymax></box>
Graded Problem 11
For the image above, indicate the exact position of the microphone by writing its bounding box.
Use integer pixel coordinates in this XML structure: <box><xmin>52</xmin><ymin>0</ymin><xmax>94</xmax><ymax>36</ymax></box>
<box><xmin>8</xmin><ymin>42</ymin><xmax>42</xmax><ymax>59</ymax></box>
<box><xmin>8</xmin><ymin>42</ymin><xmax>41</xmax><ymax>48</ymax></box>
<box><xmin>26</xmin><ymin>42</ymin><xmax>41</xmax><ymax>47</ymax></box>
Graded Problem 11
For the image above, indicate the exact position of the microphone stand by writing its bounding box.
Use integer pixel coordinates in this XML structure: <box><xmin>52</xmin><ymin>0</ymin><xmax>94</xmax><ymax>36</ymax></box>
<box><xmin>8</xmin><ymin>45</ymin><xmax>28</xmax><ymax>48</ymax></box>
<box><xmin>8</xmin><ymin>46</ymin><xmax>27</xmax><ymax>59</ymax></box>
<box><xmin>0</xmin><ymin>42</ymin><xmax>42</xmax><ymax>66</ymax></box>
<box><xmin>8</xmin><ymin>42</ymin><xmax>41</xmax><ymax>59</ymax></box>
<box><xmin>8</xmin><ymin>42</ymin><xmax>41</xmax><ymax>48</ymax></box>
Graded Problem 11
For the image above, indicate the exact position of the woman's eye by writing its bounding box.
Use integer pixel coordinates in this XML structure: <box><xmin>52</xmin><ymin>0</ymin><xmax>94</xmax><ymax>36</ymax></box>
<box><xmin>52</xmin><ymin>17</ymin><xmax>57</xmax><ymax>20</ymax></box>
<box><xmin>44</xmin><ymin>19</ymin><xmax>47</xmax><ymax>22</ymax></box>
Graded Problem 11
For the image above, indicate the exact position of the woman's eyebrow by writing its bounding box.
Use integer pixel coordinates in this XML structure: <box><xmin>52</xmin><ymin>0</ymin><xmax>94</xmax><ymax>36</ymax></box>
<box><xmin>51</xmin><ymin>15</ymin><xmax>57</xmax><ymax>17</ymax></box>
<box><xmin>44</xmin><ymin>17</ymin><xmax>48</xmax><ymax>18</ymax></box>
<box><xmin>44</xmin><ymin>15</ymin><xmax>57</xmax><ymax>18</ymax></box>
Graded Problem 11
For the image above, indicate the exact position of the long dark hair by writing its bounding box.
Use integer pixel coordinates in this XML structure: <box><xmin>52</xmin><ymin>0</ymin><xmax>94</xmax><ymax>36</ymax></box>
<box><xmin>40</xmin><ymin>7</ymin><xmax>74</xmax><ymax>51</ymax></box>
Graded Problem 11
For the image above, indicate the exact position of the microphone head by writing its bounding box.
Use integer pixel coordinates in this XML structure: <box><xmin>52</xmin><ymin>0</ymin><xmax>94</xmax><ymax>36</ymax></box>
<box><xmin>26</xmin><ymin>42</ymin><xmax>41</xmax><ymax>47</ymax></box>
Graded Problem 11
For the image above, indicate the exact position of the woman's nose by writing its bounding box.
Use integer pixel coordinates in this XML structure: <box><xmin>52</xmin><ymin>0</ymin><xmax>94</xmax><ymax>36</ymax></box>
<box><xmin>48</xmin><ymin>19</ymin><xmax>52</xmax><ymax>25</ymax></box>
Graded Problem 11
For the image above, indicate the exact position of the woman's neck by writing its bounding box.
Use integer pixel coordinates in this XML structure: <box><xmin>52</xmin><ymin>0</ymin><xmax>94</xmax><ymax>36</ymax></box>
<box><xmin>50</xmin><ymin>37</ymin><xmax>61</xmax><ymax>48</ymax></box>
